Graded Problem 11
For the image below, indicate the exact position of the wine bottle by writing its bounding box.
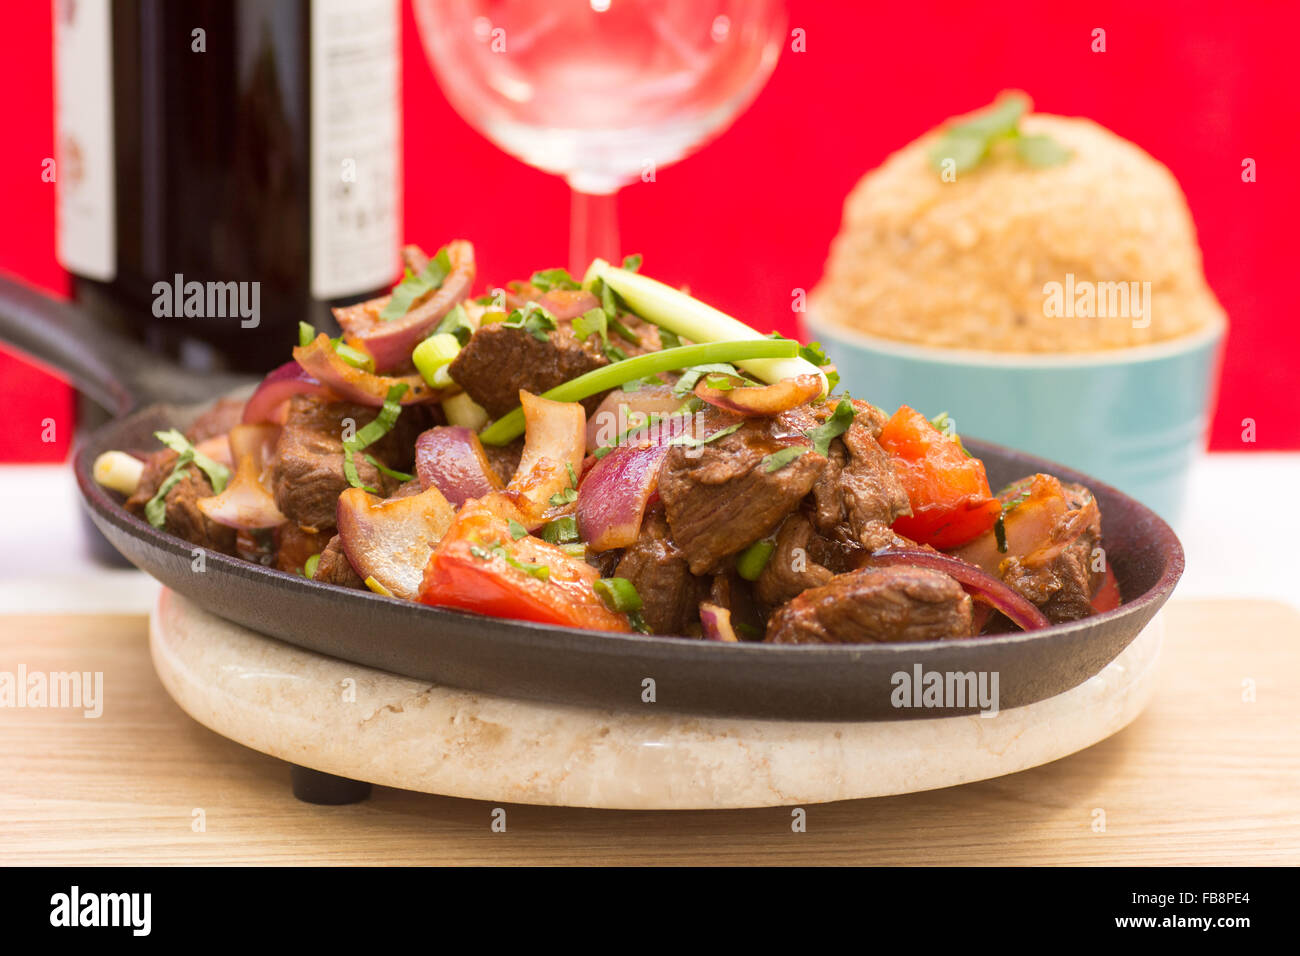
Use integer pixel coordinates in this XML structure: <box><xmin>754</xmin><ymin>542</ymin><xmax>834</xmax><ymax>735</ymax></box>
<box><xmin>53</xmin><ymin>0</ymin><xmax>401</xmax><ymax>372</ymax></box>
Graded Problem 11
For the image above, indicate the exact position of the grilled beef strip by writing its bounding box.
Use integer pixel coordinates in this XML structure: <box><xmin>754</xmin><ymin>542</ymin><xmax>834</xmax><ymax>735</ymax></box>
<box><xmin>658</xmin><ymin>409</ymin><xmax>827</xmax><ymax>575</ymax></box>
<box><xmin>184</xmin><ymin>397</ymin><xmax>245</xmax><ymax>444</ymax></box>
<box><xmin>268</xmin><ymin>394</ymin><xmax>431</xmax><ymax>534</ymax></box>
<box><xmin>312</xmin><ymin>534</ymin><xmax>365</xmax><ymax>589</ymax></box>
<box><xmin>125</xmin><ymin>450</ymin><xmax>237</xmax><ymax>554</ymax></box>
<box><xmin>612</xmin><ymin>509</ymin><xmax>706</xmax><ymax>635</ymax></box>
<box><xmin>754</xmin><ymin>511</ymin><xmax>860</xmax><ymax>609</ymax></box>
<box><xmin>765</xmin><ymin>565</ymin><xmax>974</xmax><ymax>645</ymax></box>
<box><xmin>447</xmin><ymin>322</ymin><xmax>608</xmax><ymax>418</ymax></box>
<box><xmin>999</xmin><ymin>481</ymin><xmax>1103</xmax><ymax>623</ymax></box>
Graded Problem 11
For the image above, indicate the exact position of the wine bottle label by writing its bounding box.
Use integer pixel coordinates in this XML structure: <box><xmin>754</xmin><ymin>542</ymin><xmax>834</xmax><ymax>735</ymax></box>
<box><xmin>53</xmin><ymin>0</ymin><xmax>116</xmax><ymax>282</ymax></box>
<box><xmin>310</xmin><ymin>0</ymin><xmax>402</xmax><ymax>300</ymax></box>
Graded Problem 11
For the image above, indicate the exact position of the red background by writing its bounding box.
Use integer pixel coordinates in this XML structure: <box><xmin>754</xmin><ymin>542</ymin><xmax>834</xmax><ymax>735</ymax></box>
<box><xmin>2</xmin><ymin>0</ymin><xmax>1296</xmax><ymax>461</ymax></box>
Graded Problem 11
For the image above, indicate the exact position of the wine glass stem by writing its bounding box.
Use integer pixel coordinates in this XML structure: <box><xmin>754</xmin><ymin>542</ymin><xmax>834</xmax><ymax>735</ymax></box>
<box><xmin>570</xmin><ymin>187</ymin><xmax>620</xmax><ymax>275</ymax></box>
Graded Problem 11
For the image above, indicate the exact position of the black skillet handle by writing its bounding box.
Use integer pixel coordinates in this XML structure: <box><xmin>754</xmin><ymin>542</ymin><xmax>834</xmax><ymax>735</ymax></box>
<box><xmin>0</xmin><ymin>271</ymin><xmax>252</xmax><ymax>414</ymax></box>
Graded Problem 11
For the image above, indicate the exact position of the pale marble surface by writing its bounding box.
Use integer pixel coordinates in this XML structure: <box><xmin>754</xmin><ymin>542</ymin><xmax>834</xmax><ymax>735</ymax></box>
<box><xmin>149</xmin><ymin>589</ymin><xmax>1164</xmax><ymax>810</ymax></box>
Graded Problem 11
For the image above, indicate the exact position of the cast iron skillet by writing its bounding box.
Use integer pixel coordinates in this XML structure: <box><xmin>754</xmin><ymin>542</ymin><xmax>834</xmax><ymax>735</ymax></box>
<box><xmin>1</xmin><ymin>272</ymin><xmax>1184</xmax><ymax>720</ymax></box>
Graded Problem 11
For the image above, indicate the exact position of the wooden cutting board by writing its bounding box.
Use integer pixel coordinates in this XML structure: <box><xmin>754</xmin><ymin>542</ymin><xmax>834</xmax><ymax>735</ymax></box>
<box><xmin>0</xmin><ymin>599</ymin><xmax>1296</xmax><ymax>865</ymax></box>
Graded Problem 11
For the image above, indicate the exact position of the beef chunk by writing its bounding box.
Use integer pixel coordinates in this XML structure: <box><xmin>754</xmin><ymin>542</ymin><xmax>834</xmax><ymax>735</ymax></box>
<box><xmin>765</xmin><ymin>565</ymin><xmax>973</xmax><ymax>645</ymax></box>
<box><xmin>754</xmin><ymin>512</ymin><xmax>859</xmax><ymax>608</ymax></box>
<box><xmin>448</xmin><ymin>323</ymin><xmax>608</xmax><ymax>419</ymax></box>
<box><xmin>659</xmin><ymin>411</ymin><xmax>826</xmax><ymax>575</ymax></box>
<box><xmin>279</xmin><ymin>394</ymin><xmax>429</xmax><ymax>472</ymax></box>
<box><xmin>391</xmin><ymin>479</ymin><xmax>423</xmax><ymax>499</ymax></box>
<box><xmin>606</xmin><ymin>312</ymin><xmax>665</xmax><ymax>357</ymax></box>
<box><xmin>482</xmin><ymin>438</ymin><xmax>524</xmax><ymax>485</ymax></box>
<box><xmin>268</xmin><ymin>394</ymin><xmax>427</xmax><ymax>532</ymax></box>
<box><xmin>706</xmin><ymin>571</ymin><xmax>764</xmax><ymax>641</ymax></box>
<box><xmin>312</xmin><ymin>535</ymin><xmax>364</xmax><ymax>589</ymax></box>
<box><xmin>270</xmin><ymin>425</ymin><xmax>391</xmax><ymax>532</ymax></box>
<box><xmin>1000</xmin><ymin>482</ymin><xmax>1102</xmax><ymax>622</ymax></box>
<box><xmin>125</xmin><ymin>449</ymin><xmax>237</xmax><ymax>554</ymax></box>
<box><xmin>807</xmin><ymin>400</ymin><xmax>910</xmax><ymax>550</ymax></box>
<box><xmin>185</xmin><ymin>397</ymin><xmax>245</xmax><ymax>443</ymax></box>
<box><xmin>613</xmin><ymin>510</ymin><xmax>705</xmax><ymax>635</ymax></box>
<box><xmin>275</xmin><ymin>523</ymin><xmax>333</xmax><ymax>575</ymax></box>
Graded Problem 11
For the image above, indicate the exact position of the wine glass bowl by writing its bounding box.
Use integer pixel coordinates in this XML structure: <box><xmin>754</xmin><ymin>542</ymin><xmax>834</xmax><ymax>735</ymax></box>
<box><xmin>413</xmin><ymin>0</ymin><xmax>786</xmax><ymax>267</ymax></box>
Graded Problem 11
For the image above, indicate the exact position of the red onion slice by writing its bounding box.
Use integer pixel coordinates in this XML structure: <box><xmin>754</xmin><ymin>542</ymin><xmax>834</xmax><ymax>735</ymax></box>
<box><xmin>699</xmin><ymin>602</ymin><xmax>740</xmax><ymax>642</ymax></box>
<box><xmin>867</xmin><ymin>548</ymin><xmax>1052</xmax><ymax>632</ymax></box>
<box><xmin>576</xmin><ymin>410</ymin><xmax>693</xmax><ymax>552</ymax></box>
<box><xmin>695</xmin><ymin>373</ymin><xmax>822</xmax><ymax>417</ymax></box>
<box><xmin>241</xmin><ymin>361</ymin><xmax>332</xmax><ymax>424</ymax></box>
<box><xmin>196</xmin><ymin>425</ymin><xmax>287</xmax><ymax>530</ymax></box>
<box><xmin>585</xmin><ymin>385</ymin><xmax>685</xmax><ymax>453</ymax></box>
<box><xmin>336</xmin><ymin>240</ymin><xmax>476</xmax><ymax>372</ymax></box>
<box><xmin>537</xmin><ymin>288</ymin><xmax>600</xmax><ymax>320</ymax></box>
<box><xmin>415</xmin><ymin>426</ymin><xmax>503</xmax><ymax>506</ymax></box>
<box><xmin>293</xmin><ymin>334</ymin><xmax>443</xmax><ymax>407</ymax></box>
<box><xmin>576</xmin><ymin>441</ymin><xmax>671</xmax><ymax>552</ymax></box>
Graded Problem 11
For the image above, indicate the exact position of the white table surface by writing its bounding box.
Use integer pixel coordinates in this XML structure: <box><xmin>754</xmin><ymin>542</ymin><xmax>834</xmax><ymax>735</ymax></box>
<box><xmin>0</xmin><ymin>454</ymin><xmax>1296</xmax><ymax>615</ymax></box>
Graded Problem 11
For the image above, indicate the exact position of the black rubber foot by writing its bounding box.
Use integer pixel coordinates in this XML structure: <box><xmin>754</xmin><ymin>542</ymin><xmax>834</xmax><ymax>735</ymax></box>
<box><xmin>290</xmin><ymin>765</ymin><xmax>372</xmax><ymax>805</ymax></box>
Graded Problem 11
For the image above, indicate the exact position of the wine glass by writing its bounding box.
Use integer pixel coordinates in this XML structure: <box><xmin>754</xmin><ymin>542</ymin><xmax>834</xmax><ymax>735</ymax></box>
<box><xmin>413</xmin><ymin>0</ymin><xmax>787</xmax><ymax>273</ymax></box>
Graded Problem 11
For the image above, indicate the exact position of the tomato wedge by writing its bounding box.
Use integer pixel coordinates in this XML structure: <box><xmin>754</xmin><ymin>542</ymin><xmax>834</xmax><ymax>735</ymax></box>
<box><xmin>1091</xmin><ymin>565</ymin><xmax>1121</xmax><ymax>613</ymax></box>
<box><xmin>418</xmin><ymin>501</ymin><xmax>630</xmax><ymax>632</ymax></box>
<box><xmin>877</xmin><ymin>405</ymin><xmax>1001</xmax><ymax>550</ymax></box>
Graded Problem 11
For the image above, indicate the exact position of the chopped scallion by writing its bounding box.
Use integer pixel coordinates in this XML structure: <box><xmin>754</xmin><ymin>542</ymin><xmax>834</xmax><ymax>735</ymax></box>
<box><xmin>540</xmin><ymin>516</ymin><xmax>579</xmax><ymax>544</ymax></box>
<box><xmin>736</xmin><ymin>539</ymin><xmax>776</xmax><ymax>581</ymax></box>
<box><xmin>479</xmin><ymin>339</ymin><xmax>798</xmax><ymax>446</ymax></box>
<box><xmin>593</xmin><ymin>577</ymin><xmax>643</xmax><ymax>614</ymax></box>
<box><xmin>412</xmin><ymin>332</ymin><xmax>462</xmax><ymax>387</ymax></box>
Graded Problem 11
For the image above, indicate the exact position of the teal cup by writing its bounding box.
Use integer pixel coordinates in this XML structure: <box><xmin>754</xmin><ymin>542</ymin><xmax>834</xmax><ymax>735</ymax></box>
<box><xmin>803</xmin><ymin>313</ymin><xmax>1226</xmax><ymax>527</ymax></box>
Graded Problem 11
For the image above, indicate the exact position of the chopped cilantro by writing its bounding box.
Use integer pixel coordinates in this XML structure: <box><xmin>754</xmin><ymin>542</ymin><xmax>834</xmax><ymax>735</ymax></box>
<box><xmin>658</xmin><ymin>328</ymin><xmax>682</xmax><ymax>350</ymax></box>
<box><xmin>529</xmin><ymin>267</ymin><xmax>580</xmax><ymax>292</ymax></box>
<box><xmin>668</xmin><ymin>421</ymin><xmax>743</xmax><ymax>449</ymax></box>
<box><xmin>549</xmin><ymin>487</ymin><xmax>578</xmax><ymax>507</ymax></box>
<box><xmin>433</xmin><ymin>302</ymin><xmax>474</xmax><ymax>345</ymax></box>
<box><xmin>805</xmin><ymin>400</ymin><xmax>856</xmax><ymax>456</ymax></box>
<box><xmin>609</xmin><ymin>317</ymin><xmax>640</xmax><ymax>344</ymax></box>
<box><xmin>572</xmin><ymin>308</ymin><xmax>608</xmax><ymax>345</ymax></box>
<box><xmin>343</xmin><ymin>384</ymin><xmax>409</xmax><ymax>492</ymax></box>
<box><xmin>503</xmin><ymin>303</ymin><xmax>557</xmax><ymax>342</ymax></box>
<box><xmin>380</xmin><ymin>246</ymin><xmax>451</xmax><ymax>321</ymax></box>
<box><xmin>540</xmin><ymin>515</ymin><xmax>580</xmax><ymax>544</ymax></box>
<box><xmin>673</xmin><ymin>363</ymin><xmax>739</xmax><ymax>398</ymax></box>
<box><xmin>154</xmin><ymin>430</ymin><xmax>230</xmax><ymax>495</ymax></box>
<box><xmin>762</xmin><ymin>446</ymin><xmax>809</xmax><ymax>473</ymax></box>
<box><xmin>363</xmin><ymin>454</ymin><xmax>414</xmax><ymax>482</ymax></box>
<box><xmin>768</xmin><ymin>332</ymin><xmax>841</xmax><ymax>392</ymax></box>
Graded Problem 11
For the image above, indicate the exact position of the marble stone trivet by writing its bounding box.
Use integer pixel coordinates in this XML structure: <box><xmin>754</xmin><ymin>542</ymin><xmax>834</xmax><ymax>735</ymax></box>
<box><xmin>149</xmin><ymin>588</ymin><xmax>1162</xmax><ymax>810</ymax></box>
